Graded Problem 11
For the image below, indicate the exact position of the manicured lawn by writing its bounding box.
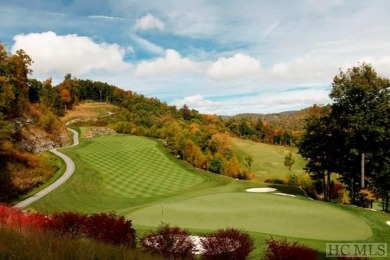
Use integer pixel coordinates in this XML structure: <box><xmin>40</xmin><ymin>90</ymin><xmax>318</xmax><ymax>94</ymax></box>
<box><xmin>30</xmin><ymin>132</ymin><xmax>390</xmax><ymax>258</ymax></box>
<box><xmin>31</xmin><ymin>133</ymin><xmax>226</xmax><ymax>213</ymax></box>
<box><xmin>128</xmin><ymin>192</ymin><xmax>372</xmax><ymax>241</ymax></box>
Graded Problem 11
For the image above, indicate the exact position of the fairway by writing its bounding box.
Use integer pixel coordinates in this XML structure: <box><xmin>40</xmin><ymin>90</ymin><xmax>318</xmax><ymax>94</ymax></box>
<box><xmin>128</xmin><ymin>192</ymin><xmax>372</xmax><ymax>241</ymax></box>
<box><xmin>31</xmin><ymin>134</ymin><xmax>219</xmax><ymax>212</ymax></box>
<box><xmin>78</xmin><ymin>135</ymin><xmax>204</xmax><ymax>198</ymax></box>
<box><xmin>233</xmin><ymin>138</ymin><xmax>306</xmax><ymax>182</ymax></box>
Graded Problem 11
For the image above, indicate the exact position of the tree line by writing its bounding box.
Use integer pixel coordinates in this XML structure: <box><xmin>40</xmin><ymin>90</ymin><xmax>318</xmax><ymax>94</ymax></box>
<box><xmin>298</xmin><ymin>64</ymin><xmax>390</xmax><ymax>211</ymax></box>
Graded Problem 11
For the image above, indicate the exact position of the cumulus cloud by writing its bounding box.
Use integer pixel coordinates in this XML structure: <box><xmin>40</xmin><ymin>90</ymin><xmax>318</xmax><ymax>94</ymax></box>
<box><xmin>207</xmin><ymin>53</ymin><xmax>261</xmax><ymax>81</ymax></box>
<box><xmin>134</xmin><ymin>13</ymin><xmax>165</xmax><ymax>31</ymax></box>
<box><xmin>12</xmin><ymin>31</ymin><xmax>129</xmax><ymax>76</ymax></box>
<box><xmin>270</xmin><ymin>56</ymin><xmax>336</xmax><ymax>83</ymax></box>
<box><xmin>134</xmin><ymin>49</ymin><xmax>200</xmax><ymax>76</ymax></box>
<box><xmin>171</xmin><ymin>94</ymin><xmax>221</xmax><ymax>114</ymax></box>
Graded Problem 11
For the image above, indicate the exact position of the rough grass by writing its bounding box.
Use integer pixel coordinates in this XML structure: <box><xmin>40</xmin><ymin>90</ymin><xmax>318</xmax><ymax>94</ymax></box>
<box><xmin>62</xmin><ymin>102</ymin><xmax>118</xmax><ymax>122</ymax></box>
<box><xmin>0</xmin><ymin>225</ymin><xmax>161</xmax><ymax>260</ymax></box>
<box><xmin>233</xmin><ymin>138</ymin><xmax>306</xmax><ymax>182</ymax></box>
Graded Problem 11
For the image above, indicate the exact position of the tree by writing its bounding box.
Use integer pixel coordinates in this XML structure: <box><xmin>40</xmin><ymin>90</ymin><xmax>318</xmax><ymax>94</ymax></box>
<box><xmin>330</xmin><ymin>64</ymin><xmax>390</xmax><ymax>206</ymax></box>
<box><xmin>299</xmin><ymin>64</ymin><xmax>390</xmax><ymax>207</ymax></box>
<box><xmin>283</xmin><ymin>152</ymin><xmax>295</xmax><ymax>173</ymax></box>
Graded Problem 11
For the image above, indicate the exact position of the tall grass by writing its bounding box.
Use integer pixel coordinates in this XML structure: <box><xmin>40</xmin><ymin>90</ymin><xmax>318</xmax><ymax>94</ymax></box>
<box><xmin>0</xmin><ymin>225</ymin><xmax>160</xmax><ymax>260</ymax></box>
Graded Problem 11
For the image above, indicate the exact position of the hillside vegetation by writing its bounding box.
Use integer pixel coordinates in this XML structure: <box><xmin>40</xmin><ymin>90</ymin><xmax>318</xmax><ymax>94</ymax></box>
<box><xmin>2</xmin><ymin>42</ymin><xmax>318</xmax><ymax>202</ymax></box>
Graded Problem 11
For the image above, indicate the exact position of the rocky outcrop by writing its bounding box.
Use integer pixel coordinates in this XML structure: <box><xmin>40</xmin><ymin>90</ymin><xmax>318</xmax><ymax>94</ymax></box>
<box><xmin>15</xmin><ymin>124</ymin><xmax>70</xmax><ymax>154</ymax></box>
<box><xmin>85</xmin><ymin>127</ymin><xmax>116</xmax><ymax>139</ymax></box>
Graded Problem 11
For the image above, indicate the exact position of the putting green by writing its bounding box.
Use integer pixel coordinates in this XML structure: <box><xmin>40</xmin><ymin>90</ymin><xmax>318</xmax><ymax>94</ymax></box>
<box><xmin>129</xmin><ymin>192</ymin><xmax>372</xmax><ymax>241</ymax></box>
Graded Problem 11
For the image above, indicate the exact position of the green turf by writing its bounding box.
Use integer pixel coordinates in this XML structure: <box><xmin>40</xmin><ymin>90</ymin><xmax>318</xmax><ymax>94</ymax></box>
<box><xmin>31</xmin><ymin>133</ymin><xmax>226</xmax><ymax>213</ymax></box>
<box><xmin>128</xmin><ymin>192</ymin><xmax>372</xmax><ymax>241</ymax></box>
<box><xmin>233</xmin><ymin>138</ymin><xmax>306</xmax><ymax>182</ymax></box>
<box><xmin>29</xmin><ymin>131</ymin><xmax>390</xmax><ymax>258</ymax></box>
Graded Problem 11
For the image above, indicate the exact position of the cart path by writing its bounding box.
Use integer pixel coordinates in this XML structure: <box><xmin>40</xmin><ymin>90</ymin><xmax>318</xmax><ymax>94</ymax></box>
<box><xmin>14</xmin><ymin>128</ymin><xmax>79</xmax><ymax>209</ymax></box>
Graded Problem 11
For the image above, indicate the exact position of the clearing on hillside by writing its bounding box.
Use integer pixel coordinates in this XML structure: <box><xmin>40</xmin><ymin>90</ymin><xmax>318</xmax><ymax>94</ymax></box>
<box><xmin>62</xmin><ymin>102</ymin><xmax>119</xmax><ymax>122</ymax></box>
<box><xmin>233</xmin><ymin>138</ymin><xmax>306</xmax><ymax>182</ymax></box>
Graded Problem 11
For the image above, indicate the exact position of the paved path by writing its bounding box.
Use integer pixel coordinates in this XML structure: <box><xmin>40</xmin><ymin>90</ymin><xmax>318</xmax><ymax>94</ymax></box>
<box><xmin>14</xmin><ymin>128</ymin><xmax>79</xmax><ymax>209</ymax></box>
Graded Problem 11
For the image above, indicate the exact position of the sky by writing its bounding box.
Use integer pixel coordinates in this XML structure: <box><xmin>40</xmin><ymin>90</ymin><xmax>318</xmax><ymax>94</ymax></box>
<box><xmin>1</xmin><ymin>0</ymin><xmax>390</xmax><ymax>115</ymax></box>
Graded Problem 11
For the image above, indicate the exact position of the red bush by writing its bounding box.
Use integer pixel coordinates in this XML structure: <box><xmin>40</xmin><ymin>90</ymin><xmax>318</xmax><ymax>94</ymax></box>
<box><xmin>0</xmin><ymin>204</ymin><xmax>49</xmax><ymax>231</ymax></box>
<box><xmin>83</xmin><ymin>212</ymin><xmax>136</xmax><ymax>247</ymax></box>
<box><xmin>264</xmin><ymin>237</ymin><xmax>318</xmax><ymax>260</ymax></box>
<box><xmin>46</xmin><ymin>211</ymin><xmax>87</xmax><ymax>237</ymax></box>
<box><xmin>140</xmin><ymin>223</ymin><xmax>194</xmax><ymax>258</ymax></box>
<box><xmin>200</xmin><ymin>228</ymin><xmax>254</xmax><ymax>260</ymax></box>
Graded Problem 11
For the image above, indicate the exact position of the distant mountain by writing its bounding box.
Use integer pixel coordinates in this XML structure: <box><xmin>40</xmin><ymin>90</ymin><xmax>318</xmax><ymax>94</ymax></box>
<box><xmin>229</xmin><ymin>105</ymin><xmax>326</xmax><ymax>132</ymax></box>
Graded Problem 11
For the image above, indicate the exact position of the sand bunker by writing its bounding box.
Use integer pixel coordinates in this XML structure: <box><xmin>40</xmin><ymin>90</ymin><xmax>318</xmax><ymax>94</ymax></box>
<box><xmin>274</xmin><ymin>192</ymin><xmax>296</xmax><ymax>197</ymax></box>
<box><xmin>246</xmin><ymin>187</ymin><xmax>277</xmax><ymax>193</ymax></box>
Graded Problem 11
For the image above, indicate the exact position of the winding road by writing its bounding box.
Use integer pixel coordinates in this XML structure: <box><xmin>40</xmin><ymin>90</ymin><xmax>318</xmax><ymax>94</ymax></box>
<box><xmin>15</xmin><ymin>128</ymin><xmax>79</xmax><ymax>209</ymax></box>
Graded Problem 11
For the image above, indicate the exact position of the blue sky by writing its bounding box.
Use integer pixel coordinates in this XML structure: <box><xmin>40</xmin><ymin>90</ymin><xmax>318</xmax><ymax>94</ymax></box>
<box><xmin>1</xmin><ymin>0</ymin><xmax>390</xmax><ymax>115</ymax></box>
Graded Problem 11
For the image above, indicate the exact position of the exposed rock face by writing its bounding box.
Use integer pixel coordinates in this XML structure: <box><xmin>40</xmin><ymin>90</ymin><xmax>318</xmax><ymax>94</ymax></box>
<box><xmin>15</xmin><ymin>124</ymin><xmax>70</xmax><ymax>154</ymax></box>
<box><xmin>86</xmin><ymin>127</ymin><xmax>116</xmax><ymax>139</ymax></box>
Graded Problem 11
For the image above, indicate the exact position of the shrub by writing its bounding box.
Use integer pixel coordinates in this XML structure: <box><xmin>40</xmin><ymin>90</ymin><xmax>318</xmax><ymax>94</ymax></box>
<box><xmin>285</xmin><ymin>173</ymin><xmax>299</xmax><ymax>186</ymax></box>
<box><xmin>140</xmin><ymin>223</ymin><xmax>194</xmax><ymax>259</ymax></box>
<box><xmin>0</xmin><ymin>204</ymin><xmax>49</xmax><ymax>231</ymax></box>
<box><xmin>264</xmin><ymin>237</ymin><xmax>318</xmax><ymax>260</ymax></box>
<box><xmin>46</xmin><ymin>211</ymin><xmax>87</xmax><ymax>237</ymax></box>
<box><xmin>264</xmin><ymin>178</ymin><xmax>285</xmax><ymax>184</ymax></box>
<box><xmin>83</xmin><ymin>212</ymin><xmax>136</xmax><ymax>247</ymax></box>
<box><xmin>200</xmin><ymin>228</ymin><xmax>254</xmax><ymax>260</ymax></box>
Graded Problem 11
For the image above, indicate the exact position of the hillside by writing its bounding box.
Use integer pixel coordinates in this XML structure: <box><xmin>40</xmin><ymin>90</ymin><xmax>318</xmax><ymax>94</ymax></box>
<box><xmin>232</xmin><ymin>138</ymin><xmax>306</xmax><ymax>182</ymax></box>
<box><xmin>1</xmin><ymin>42</ymin><xmax>314</xmax><ymax>203</ymax></box>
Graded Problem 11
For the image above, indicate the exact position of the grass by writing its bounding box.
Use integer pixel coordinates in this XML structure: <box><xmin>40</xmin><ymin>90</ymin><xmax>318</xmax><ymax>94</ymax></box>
<box><xmin>31</xmin><ymin>132</ymin><xmax>226</xmax><ymax>213</ymax></box>
<box><xmin>129</xmin><ymin>192</ymin><xmax>371</xmax><ymax>241</ymax></box>
<box><xmin>27</xmin><ymin>130</ymin><xmax>390</xmax><ymax>258</ymax></box>
<box><xmin>62</xmin><ymin>102</ymin><xmax>118</xmax><ymax>122</ymax></box>
<box><xmin>0</xmin><ymin>226</ymin><xmax>160</xmax><ymax>260</ymax></box>
<box><xmin>233</xmin><ymin>138</ymin><xmax>306</xmax><ymax>182</ymax></box>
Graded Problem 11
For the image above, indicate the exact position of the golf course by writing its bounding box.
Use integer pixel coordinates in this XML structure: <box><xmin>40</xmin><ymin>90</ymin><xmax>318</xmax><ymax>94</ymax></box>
<box><xmin>29</xmin><ymin>126</ymin><xmax>390</xmax><ymax>258</ymax></box>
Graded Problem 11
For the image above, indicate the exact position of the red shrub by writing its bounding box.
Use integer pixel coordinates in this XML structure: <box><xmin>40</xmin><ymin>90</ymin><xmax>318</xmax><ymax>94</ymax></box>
<box><xmin>26</xmin><ymin>212</ymin><xmax>50</xmax><ymax>231</ymax></box>
<box><xmin>83</xmin><ymin>212</ymin><xmax>136</xmax><ymax>247</ymax></box>
<box><xmin>46</xmin><ymin>211</ymin><xmax>87</xmax><ymax>237</ymax></box>
<box><xmin>200</xmin><ymin>228</ymin><xmax>254</xmax><ymax>260</ymax></box>
<box><xmin>0</xmin><ymin>204</ymin><xmax>49</xmax><ymax>232</ymax></box>
<box><xmin>140</xmin><ymin>223</ymin><xmax>194</xmax><ymax>259</ymax></box>
<box><xmin>264</xmin><ymin>237</ymin><xmax>318</xmax><ymax>260</ymax></box>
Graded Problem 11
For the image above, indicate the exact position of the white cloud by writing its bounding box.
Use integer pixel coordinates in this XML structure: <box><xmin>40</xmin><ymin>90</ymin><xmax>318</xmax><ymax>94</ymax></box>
<box><xmin>270</xmin><ymin>56</ymin><xmax>336</xmax><ymax>83</ymax></box>
<box><xmin>171</xmin><ymin>94</ymin><xmax>221</xmax><ymax>114</ymax></box>
<box><xmin>207</xmin><ymin>53</ymin><xmax>261</xmax><ymax>81</ymax></box>
<box><xmin>88</xmin><ymin>15</ymin><xmax>123</xmax><ymax>20</ymax></box>
<box><xmin>134</xmin><ymin>49</ymin><xmax>200</xmax><ymax>76</ymax></box>
<box><xmin>170</xmin><ymin>87</ymin><xmax>331</xmax><ymax>116</ymax></box>
<box><xmin>134</xmin><ymin>13</ymin><xmax>165</xmax><ymax>31</ymax></box>
<box><xmin>12</xmin><ymin>31</ymin><xmax>129</xmax><ymax>76</ymax></box>
<box><xmin>131</xmin><ymin>34</ymin><xmax>165</xmax><ymax>55</ymax></box>
<box><xmin>354</xmin><ymin>56</ymin><xmax>390</xmax><ymax>78</ymax></box>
